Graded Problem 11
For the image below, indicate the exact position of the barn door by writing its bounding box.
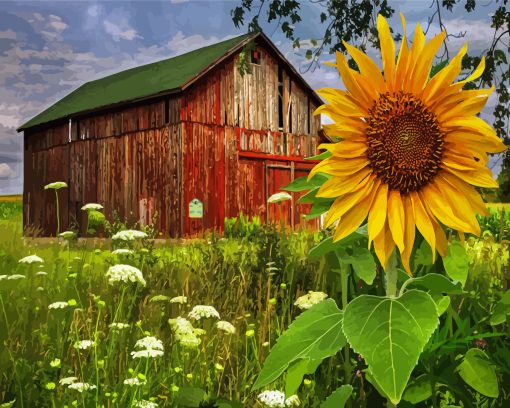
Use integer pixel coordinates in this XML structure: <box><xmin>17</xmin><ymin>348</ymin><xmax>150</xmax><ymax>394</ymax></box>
<box><xmin>265</xmin><ymin>163</ymin><xmax>293</xmax><ymax>226</ymax></box>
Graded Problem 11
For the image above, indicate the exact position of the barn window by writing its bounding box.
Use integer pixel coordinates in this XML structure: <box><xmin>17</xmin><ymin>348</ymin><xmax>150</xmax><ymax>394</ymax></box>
<box><xmin>278</xmin><ymin>65</ymin><xmax>283</xmax><ymax>130</ymax></box>
<box><xmin>251</xmin><ymin>50</ymin><xmax>261</xmax><ymax>65</ymax></box>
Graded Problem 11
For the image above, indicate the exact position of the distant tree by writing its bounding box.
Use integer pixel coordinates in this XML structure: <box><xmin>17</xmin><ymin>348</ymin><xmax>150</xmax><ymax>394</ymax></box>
<box><xmin>232</xmin><ymin>0</ymin><xmax>510</xmax><ymax>199</ymax></box>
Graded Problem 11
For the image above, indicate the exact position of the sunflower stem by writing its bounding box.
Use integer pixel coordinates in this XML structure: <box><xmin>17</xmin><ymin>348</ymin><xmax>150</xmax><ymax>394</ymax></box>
<box><xmin>340</xmin><ymin>262</ymin><xmax>352</xmax><ymax>407</ymax></box>
<box><xmin>385</xmin><ymin>249</ymin><xmax>399</xmax><ymax>407</ymax></box>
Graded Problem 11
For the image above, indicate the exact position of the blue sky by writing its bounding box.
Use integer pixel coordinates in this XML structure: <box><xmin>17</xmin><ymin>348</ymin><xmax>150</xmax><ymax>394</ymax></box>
<box><xmin>0</xmin><ymin>0</ymin><xmax>506</xmax><ymax>195</ymax></box>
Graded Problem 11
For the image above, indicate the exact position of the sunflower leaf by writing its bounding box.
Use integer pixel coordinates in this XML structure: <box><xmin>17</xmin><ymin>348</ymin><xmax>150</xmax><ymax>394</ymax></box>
<box><xmin>252</xmin><ymin>299</ymin><xmax>346</xmax><ymax>391</ymax></box>
<box><xmin>457</xmin><ymin>348</ymin><xmax>499</xmax><ymax>398</ymax></box>
<box><xmin>443</xmin><ymin>241</ymin><xmax>469</xmax><ymax>287</ymax></box>
<box><xmin>342</xmin><ymin>290</ymin><xmax>439</xmax><ymax>404</ymax></box>
<box><xmin>282</xmin><ymin>173</ymin><xmax>330</xmax><ymax>192</ymax></box>
<box><xmin>320</xmin><ymin>384</ymin><xmax>353</xmax><ymax>408</ymax></box>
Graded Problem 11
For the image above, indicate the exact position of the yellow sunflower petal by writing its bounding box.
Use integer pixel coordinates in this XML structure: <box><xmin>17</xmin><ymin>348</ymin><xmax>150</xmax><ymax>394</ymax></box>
<box><xmin>403</xmin><ymin>21</ymin><xmax>425</xmax><ymax>90</ymax></box>
<box><xmin>436</xmin><ymin>86</ymin><xmax>493</xmax><ymax>121</ymax></box>
<box><xmin>410</xmin><ymin>31</ymin><xmax>446</xmax><ymax>93</ymax></box>
<box><xmin>333</xmin><ymin>179</ymin><xmax>380</xmax><ymax>242</ymax></box>
<box><xmin>440</xmin><ymin>172</ymin><xmax>489</xmax><ymax>216</ymax></box>
<box><xmin>444</xmin><ymin>144</ymin><xmax>489</xmax><ymax>165</ymax></box>
<box><xmin>410</xmin><ymin>191</ymin><xmax>437</xmax><ymax>263</ymax></box>
<box><xmin>324</xmin><ymin>176</ymin><xmax>375</xmax><ymax>228</ymax></box>
<box><xmin>432</xmin><ymin>176</ymin><xmax>481</xmax><ymax>235</ymax></box>
<box><xmin>454</xmin><ymin>56</ymin><xmax>486</xmax><ymax>87</ymax></box>
<box><xmin>373</xmin><ymin>220</ymin><xmax>396</xmax><ymax>270</ymax></box>
<box><xmin>315</xmin><ymin>88</ymin><xmax>367</xmax><ymax>116</ymax></box>
<box><xmin>322</xmin><ymin>123</ymin><xmax>366</xmax><ymax>141</ymax></box>
<box><xmin>420</xmin><ymin>183</ymin><xmax>473</xmax><ymax>232</ymax></box>
<box><xmin>368</xmin><ymin>182</ymin><xmax>388</xmax><ymax>248</ymax></box>
<box><xmin>334</xmin><ymin>51</ymin><xmax>372</xmax><ymax>109</ymax></box>
<box><xmin>442</xmin><ymin>166</ymin><xmax>499</xmax><ymax>188</ymax></box>
<box><xmin>422</xmin><ymin>43</ymin><xmax>468</xmax><ymax>105</ymax></box>
<box><xmin>343</xmin><ymin>40</ymin><xmax>386</xmax><ymax>93</ymax></box>
<box><xmin>318</xmin><ymin>141</ymin><xmax>368</xmax><ymax>158</ymax></box>
<box><xmin>377</xmin><ymin>14</ymin><xmax>396</xmax><ymax>90</ymax></box>
<box><xmin>433</xmin><ymin>86</ymin><xmax>494</xmax><ymax>117</ymax></box>
<box><xmin>445</xmin><ymin>130</ymin><xmax>507</xmax><ymax>154</ymax></box>
<box><xmin>387</xmin><ymin>190</ymin><xmax>406</xmax><ymax>253</ymax></box>
<box><xmin>401</xmin><ymin>195</ymin><xmax>416</xmax><ymax>276</ymax></box>
<box><xmin>308</xmin><ymin>156</ymin><xmax>370</xmax><ymax>181</ymax></box>
<box><xmin>316</xmin><ymin>167</ymin><xmax>372</xmax><ymax>198</ymax></box>
<box><xmin>395</xmin><ymin>13</ymin><xmax>410</xmax><ymax>88</ymax></box>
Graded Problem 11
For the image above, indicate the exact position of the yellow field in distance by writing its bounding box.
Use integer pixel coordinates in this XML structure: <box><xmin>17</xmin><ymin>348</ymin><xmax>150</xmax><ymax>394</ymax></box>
<box><xmin>0</xmin><ymin>195</ymin><xmax>22</xmax><ymax>202</ymax></box>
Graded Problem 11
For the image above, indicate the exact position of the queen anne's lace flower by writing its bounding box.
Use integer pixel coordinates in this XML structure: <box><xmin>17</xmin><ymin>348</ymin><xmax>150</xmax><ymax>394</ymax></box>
<box><xmin>67</xmin><ymin>382</ymin><xmax>96</xmax><ymax>392</ymax></box>
<box><xmin>294</xmin><ymin>291</ymin><xmax>328</xmax><ymax>310</ymax></box>
<box><xmin>44</xmin><ymin>181</ymin><xmax>67</xmax><ymax>190</ymax></box>
<box><xmin>285</xmin><ymin>395</ymin><xmax>301</xmax><ymax>407</ymax></box>
<box><xmin>188</xmin><ymin>305</ymin><xmax>220</xmax><ymax>320</ymax></box>
<box><xmin>7</xmin><ymin>274</ymin><xmax>25</xmax><ymax>280</ymax></box>
<box><xmin>109</xmin><ymin>322</ymin><xmax>130</xmax><ymax>330</ymax></box>
<box><xmin>131</xmin><ymin>336</ymin><xmax>164</xmax><ymax>359</ymax></box>
<box><xmin>18</xmin><ymin>255</ymin><xmax>44</xmax><ymax>264</ymax></box>
<box><xmin>178</xmin><ymin>333</ymin><xmax>201</xmax><ymax>349</ymax></box>
<box><xmin>106</xmin><ymin>264</ymin><xmax>146</xmax><ymax>286</ymax></box>
<box><xmin>36</xmin><ymin>271</ymin><xmax>48</xmax><ymax>276</ymax></box>
<box><xmin>134</xmin><ymin>400</ymin><xmax>158</xmax><ymax>408</ymax></box>
<box><xmin>112</xmin><ymin>248</ymin><xmax>134</xmax><ymax>255</ymax></box>
<box><xmin>169</xmin><ymin>295</ymin><xmax>187</xmax><ymax>304</ymax></box>
<box><xmin>74</xmin><ymin>340</ymin><xmax>94</xmax><ymax>350</ymax></box>
<box><xmin>216</xmin><ymin>320</ymin><xmax>236</xmax><ymax>334</ymax></box>
<box><xmin>81</xmin><ymin>203</ymin><xmax>104</xmax><ymax>211</ymax></box>
<box><xmin>124</xmin><ymin>377</ymin><xmax>147</xmax><ymax>386</ymax></box>
<box><xmin>257</xmin><ymin>390</ymin><xmax>286</xmax><ymax>407</ymax></box>
<box><xmin>59</xmin><ymin>377</ymin><xmax>78</xmax><ymax>386</ymax></box>
<box><xmin>48</xmin><ymin>302</ymin><xmax>70</xmax><ymax>310</ymax></box>
<box><xmin>150</xmin><ymin>295</ymin><xmax>170</xmax><ymax>303</ymax></box>
<box><xmin>131</xmin><ymin>349</ymin><xmax>164</xmax><ymax>359</ymax></box>
<box><xmin>112</xmin><ymin>230</ymin><xmax>148</xmax><ymax>241</ymax></box>
<box><xmin>59</xmin><ymin>231</ymin><xmax>76</xmax><ymax>239</ymax></box>
<box><xmin>169</xmin><ymin>317</ymin><xmax>201</xmax><ymax>349</ymax></box>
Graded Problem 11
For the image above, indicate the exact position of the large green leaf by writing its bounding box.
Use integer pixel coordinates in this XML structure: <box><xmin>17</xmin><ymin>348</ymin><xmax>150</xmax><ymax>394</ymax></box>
<box><xmin>414</xmin><ymin>239</ymin><xmax>434</xmax><ymax>266</ymax></box>
<box><xmin>282</xmin><ymin>173</ymin><xmax>330</xmax><ymax>192</ymax></box>
<box><xmin>490</xmin><ymin>290</ymin><xmax>510</xmax><ymax>326</ymax></box>
<box><xmin>308</xmin><ymin>227</ymin><xmax>368</xmax><ymax>260</ymax></box>
<box><xmin>305</xmin><ymin>150</ymin><xmax>332</xmax><ymax>161</ymax></box>
<box><xmin>320</xmin><ymin>385</ymin><xmax>353</xmax><ymax>408</ymax></box>
<box><xmin>443</xmin><ymin>241</ymin><xmax>469</xmax><ymax>287</ymax></box>
<box><xmin>252</xmin><ymin>299</ymin><xmax>346</xmax><ymax>390</ymax></box>
<box><xmin>457</xmin><ymin>348</ymin><xmax>499</xmax><ymax>398</ymax></box>
<box><xmin>402</xmin><ymin>273</ymin><xmax>463</xmax><ymax>295</ymax></box>
<box><xmin>175</xmin><ymin>387</ymin><xmax>207</xmax><ymax>407</ymax></box>
<box><xmin>402</xmin><ymin>374</ymin><xmax>434</xmax><ymax>404</ymax></box>
<box><xmin>285</xmin><ymin>358</ymin><xmax>321</xmax><ymax>395</ymax></box>
<box><xmin>337</xmin><ymin>246</ymin><xmax>376</xmax><ymax>285</ymax></box>
<box><xmin>342</xmin><ymin>290</ymin><xmax>439</xmax><ymax>404</ymax></box>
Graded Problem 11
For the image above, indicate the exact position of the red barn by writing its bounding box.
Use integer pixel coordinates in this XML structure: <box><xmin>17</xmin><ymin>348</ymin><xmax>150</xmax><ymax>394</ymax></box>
<box><xmin>17</xmin><ymin>32</ymin><xmax>324</xmax><ymax>237</ymax></box>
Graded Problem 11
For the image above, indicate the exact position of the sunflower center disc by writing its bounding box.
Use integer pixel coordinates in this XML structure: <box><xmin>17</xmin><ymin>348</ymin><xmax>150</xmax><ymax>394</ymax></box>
<box><xmin>366</xmin><ymin>91</ymin><xmax>444</xmax><ymax>194</ymax></box>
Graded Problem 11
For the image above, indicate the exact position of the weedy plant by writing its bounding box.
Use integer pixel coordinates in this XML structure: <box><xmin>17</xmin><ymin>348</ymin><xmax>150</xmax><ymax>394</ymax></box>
<box><xmin>253</xmin><ymin>12</ymin><xmax>509</xmax><ymax>408</ymax></box>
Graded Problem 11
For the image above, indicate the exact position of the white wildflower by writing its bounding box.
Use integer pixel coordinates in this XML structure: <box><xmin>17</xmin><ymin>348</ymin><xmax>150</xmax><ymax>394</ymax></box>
<box><xmin>169</xmin><ymin>296</ymin><xmax>187</xmax><ymax>304</ymax></box>
<box><xmin>294</xmin><ymin>291</ymin><xmax>328</xmax><ymax>310</ymax></box>
<box><xmin>150</xmin><ymin>295</ymin><xmax>170</xmax><ymax>303</ymax></box>
<box><xmin>258</xmin><ymin>390</ymin><xmax>286</xmax><ymax>407</ymax></box>
<box><xmin>134</xmin><ymin>400</ymin><xmax>158</xmax><ymax>408</ymax></box>
<box><xmin>109</xmin><ymin>322</ymin><xmax>130</xmax><ymax>331</ymax></box>
<box><xmin>59</xmin><ymin>231</ymin><xmax>75</xmax><ymax>239</ymax></box>
<box><xmin>7</xmin><ymin>274</ymin><xmax>25</xmax><ymax>280</ymax></box>
<box><xmin>74</xmin><ymin>340</ymin><xmax>94</xmax><ymax>350</ymax></box>
<box><xmin>67</xmin><ymin>382</ymin><xmax>96</xmax><ymax>392</ymax></box>
<box><xmin>112</xmin><ymin>248</ymin><xmax>134</xmax><ymax>255</ymax></box>
<box><xmin>44</xmin><ymin>181</ymin><xmax>67</xmax><ymax>190</ymax></box>
<box><xmin>19</xmin><ymin>255</ymin><xmax>44</xmax><ymax>264</ymax></box>
<box><xmin>216</xmin><ymin>320</ymin><xmax>236</xmax><ymax>334</ymax></box>
<box><xmin>48</xmin><ymin>302</ymin><xmax>69</xmax><ymax>310</ymax></box>
<box><xmin>267</xmin><ymin>192</ymin><xmax>292</xmax><ymax>204</ymax></box>
<box><xmin>112</xmin><ymin>229</ymin><xmax>148</xmax><ymax>241</ymax></box>
<box><xmin>178</xmin><ymin>333</ymin><xmax>201</xmax><ymax>349</ymax></box>
<box><xmin>285</xmin><ymin>395</ymin><xmax>301</xmax><ymax>406</ymax></box>
<box><xmin>123</xmin><ymin>377</ymin><xmax>147</xmax><ymax>386</ymax></box>
<box><xmin>0</xmin><ymin>275</ymin><xmax>7</xmax><ymax>281</ymax></box>
<box><xmin>134</xmin><ymin>336</ymin><xmax>164</xmax><ymax>351</ymax></box>
<box><xmin>131</xmin><ymin>349</ymin><xmax>164</xmax><ymax>359</ymax></box>
<box><xmin>81</xmin><ymin>203</ymin><xmax>104</xmax><ymax>211</ymax></box>
<box><xmin>188</xmin><ymin>305</ymin><xmax>220</xmax><ymax>321</ymax></box>
<box><xmin>106</xmin><ymin>264</ymin><xmax>146</xmax><ymax>286</ymax></box>
<box><xmin>59</xmin><ymin>376</ymin><xmax>78</xmax><ymax>386</ymax></box>
<box><xmin>169</xmin><ymin>317</ymin><xmax>194</xmax><ymax>336</ymax></box>
<box><xmin>36</xmin><ymin>271</ymin><xmax>48</xmax><ymax>276</ymax></box>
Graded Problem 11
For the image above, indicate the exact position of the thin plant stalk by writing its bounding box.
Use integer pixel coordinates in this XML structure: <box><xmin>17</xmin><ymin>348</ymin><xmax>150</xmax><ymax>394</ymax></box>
<box><xmin>339</xmin><ymin>262</ymin><xmax>352</xmax><ymax>408</ymax></box>
<box><xmin>385</xmin><ymin>249</ymin><xmax>399</xmax><ymax>408</ymax></box>
<box><xmin>54</xmin><ymin>190</ymin><xmax>60</xmax><ymax>235</ymax></box>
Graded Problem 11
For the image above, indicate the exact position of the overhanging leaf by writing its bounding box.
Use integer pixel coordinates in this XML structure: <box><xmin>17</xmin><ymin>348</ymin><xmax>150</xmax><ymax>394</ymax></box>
<box><xmin>285</xmin><ymin>358</ymin><xmax>321</xmax><ymax>395</ymax></box>
<box><xmin>252</xmin><ymin>299</ymin><xmax>346</xmax><ymax>390</ymax></box>
<box><xmin>308</xmin><ymin>227</ymin><xmax>368</xmax><ymax>260</ymax></box>
<box><xmin>402</xmin><ymin>273</ymin><xmax>463</xmax><ymax>295</ymax></box>
<box><xmin>175</xmin><ymin>387</ymin><xmax>207</xmax><ymax>407</ymax></box>
<box><xmin>443</xmin><ymin>241</ymin><xmax>469</xmax><ymax>287</ymax></box>
<box><xmin>402</xmin><ymin>374</ymin><xmax>434</xmax><ymax>404</ymax></box>
<box><xmin>342</xmin><ymin>290</ymin><xmax>439</xmax><ymax>404</ymax></box>
<box><xmin>282</xmin><ymin>173</ymin><xmax>330</xmax><ymax>192</ymax></box>
<box><xmin>457</xmin><ymin>348</ymin><xmax>499</xmax><ymax>398</ymax></box>
<box><xmin>431</xmin><ymin>294</ymin><xmax>450</xmax><ymax>316</ymax></box>
<box><xmin>337</xmin><ymin>246</ymin><xmax>376</xmax><ymax>285</ymax></box>
<box><xmin>320</xmin><ymin>384</ymin><xmax>353</xmax><ymax>408</ymax></box>
<box><xmin>305</xmin><ymin>150</ymin><xmax>332</xmax><ymax>161</ymax></box>
<box><xmin>490</xmin><ymin>290</ymin><xmax>510</xmax><ymax>326</ymax></box>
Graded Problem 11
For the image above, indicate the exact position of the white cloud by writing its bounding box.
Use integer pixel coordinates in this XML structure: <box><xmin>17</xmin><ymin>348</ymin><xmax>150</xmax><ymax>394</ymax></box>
<box><xmin>0</xmin><ymin>163</ymin><xmax>14</xmax><ymax>180</ymax></box>
<box><xmin>103</xmin><ymin>19</ymin><xmax>141</xmax><ymax>41</ymax></box>
<box><xmin>0</xmin><ymin>30</ymin><xmax>17</xmax><ymax>40</ymax></box>
<box><xmin>166</xmin><ymin>31</ymin><xmax>235</xmax><ymax>55</ymax></box>
<box><xmin>49</xmin><ymin>15</ymin><xmax>69</xmax><ymax>32</ymax></box>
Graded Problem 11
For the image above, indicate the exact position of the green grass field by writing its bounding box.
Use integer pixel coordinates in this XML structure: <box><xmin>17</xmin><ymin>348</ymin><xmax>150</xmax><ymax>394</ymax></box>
<box><xmin>0</xmin><ymin>201</ymin><xmax>509</xmax><ymax>407</ymax></box>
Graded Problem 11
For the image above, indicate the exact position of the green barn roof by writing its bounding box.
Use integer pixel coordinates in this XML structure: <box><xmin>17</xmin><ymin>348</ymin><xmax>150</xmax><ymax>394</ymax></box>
<box><xmin>17</xmin><ymin>33</ymin><xmax>254</xmax><ymax>131</ymax></box>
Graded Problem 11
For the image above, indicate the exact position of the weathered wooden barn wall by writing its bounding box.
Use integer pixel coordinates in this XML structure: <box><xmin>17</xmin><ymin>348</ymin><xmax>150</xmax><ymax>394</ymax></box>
<box><xmin>23</xmin><ymin>39</ymin><xmax>322</xmax><ymax>237</ymax></box>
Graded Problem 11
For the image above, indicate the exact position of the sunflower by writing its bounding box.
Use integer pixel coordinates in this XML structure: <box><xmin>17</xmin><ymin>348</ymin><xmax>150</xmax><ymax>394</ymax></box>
<box><xmin>310</xmin><ymin>14</ymin><xmax>507</xmax><ymax>274</ymax></box>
